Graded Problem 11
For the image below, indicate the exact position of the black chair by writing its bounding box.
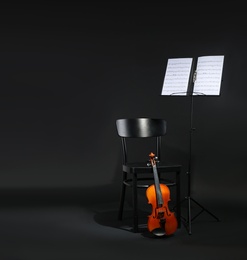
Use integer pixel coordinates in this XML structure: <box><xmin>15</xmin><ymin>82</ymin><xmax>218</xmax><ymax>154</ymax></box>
<box><xmin>116</xmin><ymin>118</ymin><xmax>182</xmax><ymax>233</ymax></box>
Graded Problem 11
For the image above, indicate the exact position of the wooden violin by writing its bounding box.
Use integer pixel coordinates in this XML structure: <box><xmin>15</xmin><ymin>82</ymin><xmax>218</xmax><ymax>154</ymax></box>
<box><xmin>146</xmin><ymin>152</ymin><xmax>178</xmax><ymax>236</ymax></box>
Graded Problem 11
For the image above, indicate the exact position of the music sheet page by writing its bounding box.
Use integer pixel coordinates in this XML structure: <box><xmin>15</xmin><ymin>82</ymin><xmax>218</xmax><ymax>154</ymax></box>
<box><xmin>161</xmin><ymin>58</ymin><xmax>193</xmax><ymax>96</ymax></box>
<box><xmin>193</xmin><ymin>55</ymin><xmax>224</xmax><ymax>96</ymax></box>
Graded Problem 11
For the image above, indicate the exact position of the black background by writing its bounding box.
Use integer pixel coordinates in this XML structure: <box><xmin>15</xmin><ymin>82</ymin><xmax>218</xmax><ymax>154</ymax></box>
<box><xmin>0</xmin><ymin>3</ymin><xmax>246</xmax><ymax>205</ymax></box>
<box><xmin>1</xmin><ymin>3</ymin><xmax>247</xmax><ymax>260</ymax></box>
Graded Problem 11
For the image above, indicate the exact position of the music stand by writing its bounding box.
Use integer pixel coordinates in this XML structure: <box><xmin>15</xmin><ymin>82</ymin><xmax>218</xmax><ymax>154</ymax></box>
<box><xmin>161</xmin><ymin>55</ymin><xmax>224</xmax><ymax>235</ymax></box>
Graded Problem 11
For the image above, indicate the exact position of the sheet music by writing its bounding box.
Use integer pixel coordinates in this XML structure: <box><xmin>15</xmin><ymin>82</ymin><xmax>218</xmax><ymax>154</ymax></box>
<box><xmin>161</xmin><ymin>58</ymin><xmax>193</xmax><ymax>96</ymax></box>
<box><xmin>193</xmin><ymin>55</ymin><xmax>224</xmax><ymax>96</ymax></box>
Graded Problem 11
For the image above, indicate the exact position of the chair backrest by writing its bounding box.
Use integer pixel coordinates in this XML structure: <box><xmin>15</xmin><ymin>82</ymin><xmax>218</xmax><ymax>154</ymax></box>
<box><xmin>116</xmin><ymin>118</ymin><xmax>167</xmax><ymax>163</ymax></box>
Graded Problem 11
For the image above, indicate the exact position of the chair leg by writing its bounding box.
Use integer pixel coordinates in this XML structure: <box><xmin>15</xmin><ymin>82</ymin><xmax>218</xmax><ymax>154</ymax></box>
<box><xmin>132</xmin><ymin>173</ymin><xmax>138</xmax><ymax>233</ymax></box>
<box><xmin>118</xmin><ymin>172</ymin><xmax>127</xmax><ymax>220</ymax></box>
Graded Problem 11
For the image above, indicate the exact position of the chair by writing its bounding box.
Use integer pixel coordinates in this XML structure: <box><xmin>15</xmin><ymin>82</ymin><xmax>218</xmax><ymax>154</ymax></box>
<box><xmin>116</xmin><ymin>117</ymin><xmax>181</xmax><ymax>233</ymax></box>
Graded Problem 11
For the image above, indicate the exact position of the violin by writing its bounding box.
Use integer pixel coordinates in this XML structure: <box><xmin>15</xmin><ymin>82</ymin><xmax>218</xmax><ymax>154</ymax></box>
<box><xmin>146</xmin><ymin>152</ymin><xmax>178</xmax><ymax>236</ymax></box>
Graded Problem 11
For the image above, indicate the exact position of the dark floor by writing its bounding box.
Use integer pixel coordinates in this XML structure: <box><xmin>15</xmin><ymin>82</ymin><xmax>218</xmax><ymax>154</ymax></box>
<box><xmin>0</xmin><ymin>189</ymin><xmax>246</xmax><ymax>260</ymax></box>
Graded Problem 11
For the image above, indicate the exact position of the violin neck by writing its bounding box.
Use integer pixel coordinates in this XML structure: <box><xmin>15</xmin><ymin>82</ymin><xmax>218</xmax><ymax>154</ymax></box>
<box><xmin>152</xmin><ymin>164</ymin><xmax>164</xmax><ymax>207</ymax></box>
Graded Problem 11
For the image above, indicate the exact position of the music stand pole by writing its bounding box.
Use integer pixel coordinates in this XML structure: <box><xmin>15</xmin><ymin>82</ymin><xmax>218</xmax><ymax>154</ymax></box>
<box><xmin>182</xmin><ymin>91</ymin><xmax>220</xmax><ymax>235</ymax></box>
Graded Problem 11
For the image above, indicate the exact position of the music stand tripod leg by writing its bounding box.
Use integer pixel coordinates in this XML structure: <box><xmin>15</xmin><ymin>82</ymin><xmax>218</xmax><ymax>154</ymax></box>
<box><xmin>181</xmin><ymin>194</ymin><xmax>220</xmax><ymax>235</ymax></box>
<box><xmin>190</xmin><ymin>197</ymin><xmax>220</xmax><ymax>222</ymax></box>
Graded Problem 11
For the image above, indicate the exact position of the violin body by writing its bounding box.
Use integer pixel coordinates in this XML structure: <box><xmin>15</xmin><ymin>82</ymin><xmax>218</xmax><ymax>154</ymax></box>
<box><xmin>146</xmin><ymin>183</ymin><xmax>178</xmax><ymax>236</ymax></box>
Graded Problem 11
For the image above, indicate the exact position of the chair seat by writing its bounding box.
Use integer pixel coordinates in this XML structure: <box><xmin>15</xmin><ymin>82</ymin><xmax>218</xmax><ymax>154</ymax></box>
<box><xmin>122</xmin><ymin>162</ymin><xmax>180</xmax><ymax>188</ymax></box>
<box><xmin>123</xmin><ymin>162</ymin><xmax>181</xmax><ymax>174</ymax></box>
